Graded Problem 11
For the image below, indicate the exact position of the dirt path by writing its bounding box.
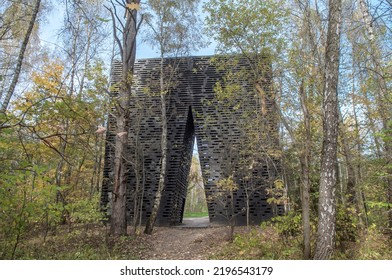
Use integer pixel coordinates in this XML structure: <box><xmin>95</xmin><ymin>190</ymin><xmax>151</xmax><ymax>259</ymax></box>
<box><xmin>140</xmin><ymin>218</ymin><xmax>231</xmax><ymax>260</ymax></box>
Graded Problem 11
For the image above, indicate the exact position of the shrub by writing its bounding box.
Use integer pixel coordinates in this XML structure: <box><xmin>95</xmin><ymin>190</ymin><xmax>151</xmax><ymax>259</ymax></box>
<box><xmin>335</xmin><ymin>204</ymin><xmax>359</xmax><ymax>247</ymax></box>
<box><xmin>262</xmin><ymin>211</ymin><xmax>302</xmax><ymax>240</ymax></box>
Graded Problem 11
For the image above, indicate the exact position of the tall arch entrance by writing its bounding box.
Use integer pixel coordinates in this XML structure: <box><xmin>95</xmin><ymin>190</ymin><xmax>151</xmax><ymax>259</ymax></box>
<box><xmin>101</xmin><ymin>56</ymin><xmax>283</xmax><ymax>226</ymax></box>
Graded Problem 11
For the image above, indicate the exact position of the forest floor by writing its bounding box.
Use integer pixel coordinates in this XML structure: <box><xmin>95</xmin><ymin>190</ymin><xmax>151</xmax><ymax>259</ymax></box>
<box><xmin>138</xmin><ymin>217</ymin><xmax>235</xmax><ymax>260</ymax></box>
<box><xmin>139</xmin><ymin>226</ymin><xmax>231</xmax><ymax>259</ymax></box>
<box><xmin>10</xmin><ymin>217</ymin><xmax>391</xmax><ymax>260</ymax></box>
<box><xmin>10</xmin><ymin>217</ymin><xmax>236</xmax><ymax>260</ymax></box>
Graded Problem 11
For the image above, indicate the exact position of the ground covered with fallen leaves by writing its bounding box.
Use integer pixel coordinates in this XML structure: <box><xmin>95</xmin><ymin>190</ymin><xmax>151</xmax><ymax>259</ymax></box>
<box><xmin>9</xmin><ymin>220</ymin><xmax>391</xmax><ymax>260</ymax></box>
<box><xmin>140</xmin><ymin>226</ymin><xmax>232</xmax><ymax>260</ymax></box>
<box><xmin>10</xmin><ymin>222</ymin><xmax>235</xmax><ymax>260</ymax></box>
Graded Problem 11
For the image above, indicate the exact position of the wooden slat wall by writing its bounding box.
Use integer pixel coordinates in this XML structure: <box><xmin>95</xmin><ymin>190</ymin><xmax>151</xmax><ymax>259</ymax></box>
<box><xmin>101</xmin><ymin>56</ymin><xmax>283</xmax><ymax>226</ymax></box>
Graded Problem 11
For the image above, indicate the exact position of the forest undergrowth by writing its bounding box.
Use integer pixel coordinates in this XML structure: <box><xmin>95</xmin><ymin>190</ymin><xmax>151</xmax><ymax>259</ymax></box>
<box><xmin>4</xmin><ymin>219</ymin><xmax>391</xmax><ymax>260</ymax></box>
<box><xmin>212</xmin><ymin>225</ymin><xmax>391</xmax><ymax>260</ymax></box>
<box><xmin>6</xmin><ymin>224</ymin><xmax>147</xmax><ymax>260</ymax></box>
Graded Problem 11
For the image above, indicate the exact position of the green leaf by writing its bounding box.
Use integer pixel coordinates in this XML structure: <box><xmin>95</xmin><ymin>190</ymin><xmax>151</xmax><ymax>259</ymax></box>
<box><xmin>96</xmin><ymin>17</ymin><xmax>110</xmax><ymax>23</ymax></box>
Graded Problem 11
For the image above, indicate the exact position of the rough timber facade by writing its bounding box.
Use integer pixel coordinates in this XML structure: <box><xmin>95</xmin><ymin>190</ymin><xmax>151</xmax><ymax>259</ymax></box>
<box><xmin>101</xmin><ymin>56</ymin><xmax>283</xmax><ymax>226</ymax></box>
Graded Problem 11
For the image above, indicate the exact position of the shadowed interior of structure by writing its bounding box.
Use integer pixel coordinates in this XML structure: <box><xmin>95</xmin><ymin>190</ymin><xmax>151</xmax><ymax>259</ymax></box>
<box><xmin>176</xmin><ymin>106</ymin><xmax>196</xmax><ymax>223</ymax></box>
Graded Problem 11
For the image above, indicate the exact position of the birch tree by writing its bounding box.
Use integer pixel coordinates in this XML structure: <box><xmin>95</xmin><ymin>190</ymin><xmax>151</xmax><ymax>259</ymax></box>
<box><xmin>287</xmin><ymin>0</ymin><xmax>326</xmax><ymax>260</ymax></box>
<box><xmin>313</xmin><ymin>0</ymin><xmax>343</xmax><ymax>259</ymax></box>
<box><xmin>1</xmin><ymin>0</ymin><xmax>41</xmax><ymax>112</ymax></box>
<box><xmin>358</xmin><ymin>0</ymin><xmax>392</xmax><ymax>232</ymax></box>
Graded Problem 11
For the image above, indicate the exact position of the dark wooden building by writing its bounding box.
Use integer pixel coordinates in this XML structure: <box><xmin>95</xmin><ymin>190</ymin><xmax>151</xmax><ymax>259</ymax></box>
<box><xmin>101</xmin><ymin>56</ymin><xmax>283</xmax><ymax>226</ymax></box>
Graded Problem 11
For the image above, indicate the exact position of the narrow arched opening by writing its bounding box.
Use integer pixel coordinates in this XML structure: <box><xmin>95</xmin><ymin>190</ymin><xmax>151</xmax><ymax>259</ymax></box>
<box><xmin>174</xmin><ymin>106</ymin><xmax>209</xmax><ymax>227</ymax></box>
<box><xmin>183</xmin><ymin>140</ymin><xmax>208</xmax><ymax>220</ymax></box>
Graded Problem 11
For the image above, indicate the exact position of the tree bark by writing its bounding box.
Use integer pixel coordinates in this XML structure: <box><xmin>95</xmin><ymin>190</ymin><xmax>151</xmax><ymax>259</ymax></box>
<box><xmin>110</xmin><ymin>117</ymin><xmax>128</xmax><ymax>236</ymax></box>
<box><xmin>144</xmin><ymin>54</ymin><xmax>168</xmax><ymax>234</ymax></box>
<box><xmin>359</xmin><ymin>0</ymin><xmax>392</xmax><ymax>233</ymax></box>
<box><xmin>339</xmin><ymin>108</ymin><xmax>367</xmax><ymax>229</ymax></box>
<box><xmin>313</xmin><ymin>0</ymin><xmax>342</xmax><ymax>260</ymax></box>
<box><xmin>109</xmin><ymin>0</ymin><xmax>140</xmax><ymax>237</ymax></box>
<box><xmin>299</xmin><ymin>80</ymin><xmax>311</xmax><ymax>259</ymax></box>
<box><xmin>351</xmin><ymin>88</ymin><xmax>368</xmax><ymax>226</ymax></box>
<box><xmin>338</xmin><ymin>110</ymin><xmax>356</xmax><ymax>202</ymax></box>
<box><xmin>1</xmin><ymin>0</ymin><xmax>41</xmax><ymax>112</ymax></box>
<box><xmin>338</xmin><ymin>107</ymin><xmax>366</xmax><ymax>227</ymax></box>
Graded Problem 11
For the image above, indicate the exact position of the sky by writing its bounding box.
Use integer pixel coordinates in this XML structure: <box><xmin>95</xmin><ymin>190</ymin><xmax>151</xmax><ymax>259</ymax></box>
<box><xmin>40</xmin><ymin>2</ymin><xmax>216</xmax><ymax>59</ymax></box>
<box><xmin>39</xmin><ymin>2</ymin><xmax>213</xmax><ymax>158</ymax></box>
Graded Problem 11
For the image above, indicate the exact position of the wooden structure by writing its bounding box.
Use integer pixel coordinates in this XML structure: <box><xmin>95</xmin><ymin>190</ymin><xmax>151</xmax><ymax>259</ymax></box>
<box><xmin>101</xmin><ymin>56</ymin><xmax>283</xmax><ymax>226</ymax></box>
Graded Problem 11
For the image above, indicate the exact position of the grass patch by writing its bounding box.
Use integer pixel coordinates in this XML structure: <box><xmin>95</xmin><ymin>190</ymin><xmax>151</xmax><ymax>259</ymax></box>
<box><xmin>183</xmin><ymin>212</ymin><xmax>209</xmax><ymax>218</ymax></box>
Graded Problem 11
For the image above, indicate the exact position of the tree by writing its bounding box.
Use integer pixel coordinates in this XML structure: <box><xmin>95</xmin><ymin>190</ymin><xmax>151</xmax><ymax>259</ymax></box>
<box><xmin>313</xmin><ymin>0</ymin><xmax>343</xmax><ymax>260</ymax></box>
<box><xmin>285</xmin><ymin>0</ymin><xmax>326</xmax><ymax>260</ymax></box>
<box><xmin>1</xmin><ymin>0</ymin><xmax>41</xmax><ymax>112</ymax></box>
<box><xmin>52</xmin><ymin>0</ymin><xmax>109</xmax><ymax>223</ymax></box>
<box><xmin>105</xmin><ymin>0</ymin><xmax>143</xmax><ymax>236</ymax></box>
<box><xmin>204</xmin><ymin>0</ymin><xmax>288</xmax><ymax>230</ymax></box>
<box><xmin>299</xmin><ymin>78</ymin><xmax>312</xmax><ymax>259</ymax></box>
<box><xmin>143</xmin><ymin>0</ymin><xmax>203</xmax><ymax>234</ymax></box>
<box><xmin>0</xmin><ymin>56</ymin><xmax>108</xmax><ymax>258</ymax></box>
<box><xmin>214</xmin><ymin>175</ymin><xmax>240</xmax><ymax>241</ymax></box>
<box><xmin>358</xmin><ymin>0</ymin><xmax>391</xmax><ymax>232</ymax></box>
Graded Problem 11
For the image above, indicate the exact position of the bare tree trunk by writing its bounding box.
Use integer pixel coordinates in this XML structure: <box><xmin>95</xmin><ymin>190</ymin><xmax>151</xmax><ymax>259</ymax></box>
<box><xmin>131</xmin><ymin>106</ymin><xmax>145</xmax><ymax>232</ymax></box>
<box><xmin>109</xmin><ymin>87</ymin><xmax>130</xmax><ymax>236</ymax></box>
<box><xmin>245</xmin><ymin>188</ymin><xmax>250</xmax><ymax>227</ymax></box>
<box><xmin>90</xmin><ymin>134</ymin><xmax>100</xmax><ymax>198</ymax></box>
<box><xmin>132</xmin><ymin>114</ymin><xmax>144</xmax><ymax>233</ymax></box>
<box><xmin>110</xmin><ymin>116</ymin><xmax>128</xmax><ymax>236</ymax></box>
<box><xmin>314</xmin><ymin>0</ymin><xmax>342</xmax><ymax>260</ymax></box>
<box><xmin>132</xmin><ymin>144</ymin><xmax>141</xmax><ymax>234</ymax></box>
<box><xmin>109</xmin><ymin>0</ymin><xmax>141</xmax><ymax>237</ymax></box>
<box><xmin>139</xmin><ymin>149</ymin><xmax>146</xmax><ymax>227</ymax></box>
<box><xmin>145</xmin><ymin>56</ymin><xmax>168</xmax><ymax>234</ymax></box>
<box><xmin>360</xmin><ymin>83</ymin><xmax>383</xmax><ymax>158</ymax></box>
<box><xmin>299</xmin><ymin>80</ymin><xmax>311</xmax><ymax>259</ymax></box>
<box><xmin>1</xmin><ymin>0</ymin><xmax>41</xmax><ymax>112</ymax></box>
<box><xmin>96</xmin><ymin>134</ymin><xmax>104</xmax><ymax>193</ymax></box>
<box><xmin>351</xmin><ymin>89</ymin><xmax>368</xmax><ymax>227</ymax></box>
<box><xmin>338</xmin><ymin>109</ymin><xmax>364</xmax><ymax>225</ymax></box>
<box><xmin>78</xmin><ymin>22</ymin><xmax>93</xmax><ymax>96</ymax></box>
<box><xmin>359</xmin><ymin>0</ymin><xmax>392</xmax><ymax>233</ymax></box>
<box><xmin>0</xmin><ymin>55</ymin><xmax>12</xmax><ymax>103</ymax></box>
